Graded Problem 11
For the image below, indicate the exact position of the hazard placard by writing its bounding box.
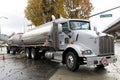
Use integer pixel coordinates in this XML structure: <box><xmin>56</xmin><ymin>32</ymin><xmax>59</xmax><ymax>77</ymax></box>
<box><xmin>101</xmin><ymin>57</ymin><xmax>108</xmax><ymax>66</ymax></box>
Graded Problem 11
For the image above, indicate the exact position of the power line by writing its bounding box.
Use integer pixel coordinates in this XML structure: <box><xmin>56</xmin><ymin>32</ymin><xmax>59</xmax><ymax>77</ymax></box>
<box><xmin>89</xmin><ymin>6</ymin><xmax>120</xmax><ymax>18</ymax></box>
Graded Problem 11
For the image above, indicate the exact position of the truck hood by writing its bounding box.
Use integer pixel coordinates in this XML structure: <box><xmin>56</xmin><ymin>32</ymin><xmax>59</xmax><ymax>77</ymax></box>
<box><xmin>71</xmin><ymin>30</ymin><xmax>110</xmax><ymax>54</ymax></box>
<box><xmin>75</xmin><ymin>30</ymin><xmax>106</xmax><ymax>38</ymax></box>
<box><xmin>72</xmin><ymin>30</ymin><xmax>107</xmax><ymax>41</ymax></box>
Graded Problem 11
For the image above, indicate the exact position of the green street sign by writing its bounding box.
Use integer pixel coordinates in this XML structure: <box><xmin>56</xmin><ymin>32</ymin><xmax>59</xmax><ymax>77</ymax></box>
<box><xmin>100</xmin><ymin>14</ymin><xmax>112</xmax><ymax>18</ymax></box>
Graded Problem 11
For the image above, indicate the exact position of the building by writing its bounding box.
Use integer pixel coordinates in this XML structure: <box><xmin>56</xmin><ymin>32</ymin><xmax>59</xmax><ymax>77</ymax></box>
<box><xmin>103</xmin><ymin>17</ymin><xmax>120</xmax><ymax>39</ymax></box>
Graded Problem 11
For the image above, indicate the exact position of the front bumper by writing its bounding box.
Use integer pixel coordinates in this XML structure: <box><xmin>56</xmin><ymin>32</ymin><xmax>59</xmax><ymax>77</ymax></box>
<box><xmin>85</xmin><ymin>55</ymin><xmax>117</xmax><ymax>66</ymax></box>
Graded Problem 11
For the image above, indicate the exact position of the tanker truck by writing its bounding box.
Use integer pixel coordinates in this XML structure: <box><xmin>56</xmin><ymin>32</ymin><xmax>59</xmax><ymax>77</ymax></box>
<box><xmin>7</xmin><ymin>18</ymin><xmax>117</xmax><ymax>71</ymax></box>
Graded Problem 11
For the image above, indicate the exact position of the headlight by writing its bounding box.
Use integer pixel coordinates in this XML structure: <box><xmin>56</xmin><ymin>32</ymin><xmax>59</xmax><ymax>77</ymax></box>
<box><xmin>81</xmin><ymin>50</ymin><xmax>92</xmax><ymax>55</ymax></box>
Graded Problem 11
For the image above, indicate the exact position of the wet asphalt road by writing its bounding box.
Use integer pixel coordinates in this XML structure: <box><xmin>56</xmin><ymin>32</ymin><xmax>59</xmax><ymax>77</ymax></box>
<box><xmin>0</xmin><ymin>54</ymin><xmax>59</xmax><ymax>80</ymax></box>
<box><xmin>0</xmin><ymin>42</ymin><xmax>120</xmax><ymax>80</ymax></box>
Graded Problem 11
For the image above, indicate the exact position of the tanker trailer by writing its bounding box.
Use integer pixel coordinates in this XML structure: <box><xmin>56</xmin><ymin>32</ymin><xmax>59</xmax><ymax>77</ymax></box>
<box><xmin>7</xmin><ymin>33</ymin><xmax>23</xmax><ymax>54</ymax></box>
<box><xmin>20</xmin><ymin>18</ymin><xmax>116</xmax><ymax>71</ymax></box>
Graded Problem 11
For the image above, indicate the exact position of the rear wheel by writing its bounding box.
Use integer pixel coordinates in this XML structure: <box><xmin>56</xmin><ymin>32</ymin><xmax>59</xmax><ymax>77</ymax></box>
<box><xmin>25</xmin><ymin>48</ymin><xmax>31</xmax><ymax>59</ymax></box>
<box><xmin>31</xmin><ymin>48</ymin><xmax>39</xmax><ymax>60</ymax></box>
<box><xmin>66</xmin><ymin>51</ymin><xmax>79</xmax><ymax>72</ymax></box>
<box><xmin>13</xmin><ymin>50</ymin><xmax>16</xmax><ymax>55</ymax></box>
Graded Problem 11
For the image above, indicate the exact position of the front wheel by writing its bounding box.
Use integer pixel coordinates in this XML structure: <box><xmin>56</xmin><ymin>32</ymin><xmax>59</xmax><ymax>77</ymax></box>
<box><xmin>66</xmin><ymin>51</ymin><xmax>79</xmax><ymax>72</ymax></box>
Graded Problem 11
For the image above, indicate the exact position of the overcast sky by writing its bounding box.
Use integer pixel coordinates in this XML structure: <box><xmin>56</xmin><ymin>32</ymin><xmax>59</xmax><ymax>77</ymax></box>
<box><xmin>0</xmin><ymin>0</ymin><xmax>27</xmax><ymax>35</ymax></box>
<box><xmin>0</xmin><ymin>0</ymin><xmax>120</xmax><ymax>35</ymax></box>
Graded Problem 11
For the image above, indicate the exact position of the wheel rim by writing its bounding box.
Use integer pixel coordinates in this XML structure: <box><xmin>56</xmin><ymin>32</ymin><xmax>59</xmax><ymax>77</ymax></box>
<box><xmin>67</xmin><ymin>55</ymin><xmax>74</xmax><ymax>68</ymax></box>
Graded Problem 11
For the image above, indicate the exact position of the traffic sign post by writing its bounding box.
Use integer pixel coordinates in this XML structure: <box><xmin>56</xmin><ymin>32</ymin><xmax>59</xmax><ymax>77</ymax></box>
<box><xmin>100</xmin><ymin>14</ymin><xmax>112</xmax><ymax>18</ymax></box>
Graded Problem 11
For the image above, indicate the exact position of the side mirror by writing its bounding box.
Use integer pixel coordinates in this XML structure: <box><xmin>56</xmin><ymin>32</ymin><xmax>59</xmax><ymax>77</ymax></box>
<box><xmin>58</xmin><ymin>24</ymin><xmax>62</xmax><ymax>33</ymax></box>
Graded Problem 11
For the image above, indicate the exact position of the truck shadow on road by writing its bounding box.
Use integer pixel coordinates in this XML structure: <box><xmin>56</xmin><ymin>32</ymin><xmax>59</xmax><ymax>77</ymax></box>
<box><xmin>77</xmin><ymin>66</ymin><xmax>107</xmax><ymax>74</ymax></box>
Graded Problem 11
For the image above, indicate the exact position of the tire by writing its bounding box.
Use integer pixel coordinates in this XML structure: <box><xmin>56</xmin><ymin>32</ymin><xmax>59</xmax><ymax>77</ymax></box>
<box><xmin>7</xmin><ymin>50</ymin><xmax>10</xmax><ymax>54</ymax></box>
<box><xmin>31</xmin><ymin>48</ymin><xmax>39</xmax><ymax>60</ymax></box>
<box><xmin>66</xmin><ymin>51</ymin><xmax>79</xmax><ymax>72</ymax></box>
<box><xmin>25</xmin><ymin>48</ymin><xmax>31</xmax><ymax>59</ymax></box>
<box><xmin>13</xmin><ymin>50</ymin><xmax>16</xmax><ymax>55</ymax></box>
<box><xmin>7</xmin><ymin>46</ymin><xmax>10</xmax><ymax>54</ymax></box>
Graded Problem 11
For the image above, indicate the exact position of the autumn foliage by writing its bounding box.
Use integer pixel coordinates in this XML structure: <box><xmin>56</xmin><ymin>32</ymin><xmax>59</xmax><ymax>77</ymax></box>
<box><xmin>25</xmin><ymin>0</ymin><xmax>93</xmax><ymax>26</ymax></box>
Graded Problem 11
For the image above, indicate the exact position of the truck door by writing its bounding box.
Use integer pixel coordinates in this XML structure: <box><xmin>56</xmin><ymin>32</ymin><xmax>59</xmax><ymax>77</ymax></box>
<box><xmin>59</xmin><ymin>22</ymin><xmax>70</xmax><ymax>50</ymax></box>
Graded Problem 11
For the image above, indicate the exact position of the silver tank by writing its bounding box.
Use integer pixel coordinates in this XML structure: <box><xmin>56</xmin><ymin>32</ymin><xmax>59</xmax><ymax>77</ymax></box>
<box><xmin>7</xmin><ymin>33</ymin><xmax>23</xmax><ymax>45</ymax></box>
<box><xmin>21</xmin><ymin>22</ymin><xmax>53</xmax><ymax>45</ymax></box>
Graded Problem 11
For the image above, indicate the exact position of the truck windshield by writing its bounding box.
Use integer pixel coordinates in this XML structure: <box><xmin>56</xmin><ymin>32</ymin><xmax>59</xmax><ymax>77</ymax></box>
<box><xmin>69</xmin><ymin>20</ymin><xmax>90</xmax><ymax>30</ymax></box>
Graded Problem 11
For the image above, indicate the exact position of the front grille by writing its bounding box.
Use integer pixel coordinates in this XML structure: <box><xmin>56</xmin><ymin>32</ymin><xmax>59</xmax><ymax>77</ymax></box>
<box><xmin>99</xmin><ymin>36</ymin><xmax>114</xmax><ymax>56</ymax></box>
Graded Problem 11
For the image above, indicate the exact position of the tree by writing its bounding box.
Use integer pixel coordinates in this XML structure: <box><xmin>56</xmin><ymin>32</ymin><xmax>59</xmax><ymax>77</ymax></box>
<box><xmin>24</xmin><ymin>0</ymin><xmax>93</xmax><ymax>26</ymax></box>
<box><xmin>64</xmin><ymin>0</ymin><xmax>93</xmax><ymax>19</ymax></box>
<box><xmin>24</xmin><ymin>0</ymin><xmax>43</xmax><ymax>26</ymax></box>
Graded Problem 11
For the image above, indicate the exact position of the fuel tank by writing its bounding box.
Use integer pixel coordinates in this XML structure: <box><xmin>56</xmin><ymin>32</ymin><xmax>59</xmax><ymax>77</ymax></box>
<box><xmin>7</xmin><ymin>33</ymin><xmax>23</xmax><ymax>45</ymax></box>
<box><xmin>21</xmin><ymin>22</ymin><xmax>53</xmax><ymax>45</ymax></box>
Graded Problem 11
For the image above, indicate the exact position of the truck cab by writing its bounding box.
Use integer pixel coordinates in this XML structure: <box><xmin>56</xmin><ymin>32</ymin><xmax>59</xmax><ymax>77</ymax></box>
<box><xmin>56</xmin><ymin>19</ymin><xmax>117</xmax><ymax>71</ymax></box>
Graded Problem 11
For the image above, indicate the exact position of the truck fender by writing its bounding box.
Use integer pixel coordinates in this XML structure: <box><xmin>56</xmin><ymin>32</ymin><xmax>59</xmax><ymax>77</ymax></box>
<box><xmin>62</xmin><ymin>44</ymin><xmax>83</xmax><ymax>64</ymax></box>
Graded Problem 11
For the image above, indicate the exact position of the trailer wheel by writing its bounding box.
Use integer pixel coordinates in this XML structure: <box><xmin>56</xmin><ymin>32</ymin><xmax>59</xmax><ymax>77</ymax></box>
<box><xmin>31</xmin><ymin>48</ymin><xmax>39</xmax><ymax>60</ymax></box>
<box><xmin>25</xmin><ymin>48</ymin><xmax>31</xmax><ymax>59</ymax></box>
<box><xmin>7</xmin><ymin>49</ymin><xmax>10</xmax><ymax>54</ymax></box>
<box><xmin>66</xmin><ymin>51</ymin><xmax>79</xmax><ymax>71</ymax></box>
